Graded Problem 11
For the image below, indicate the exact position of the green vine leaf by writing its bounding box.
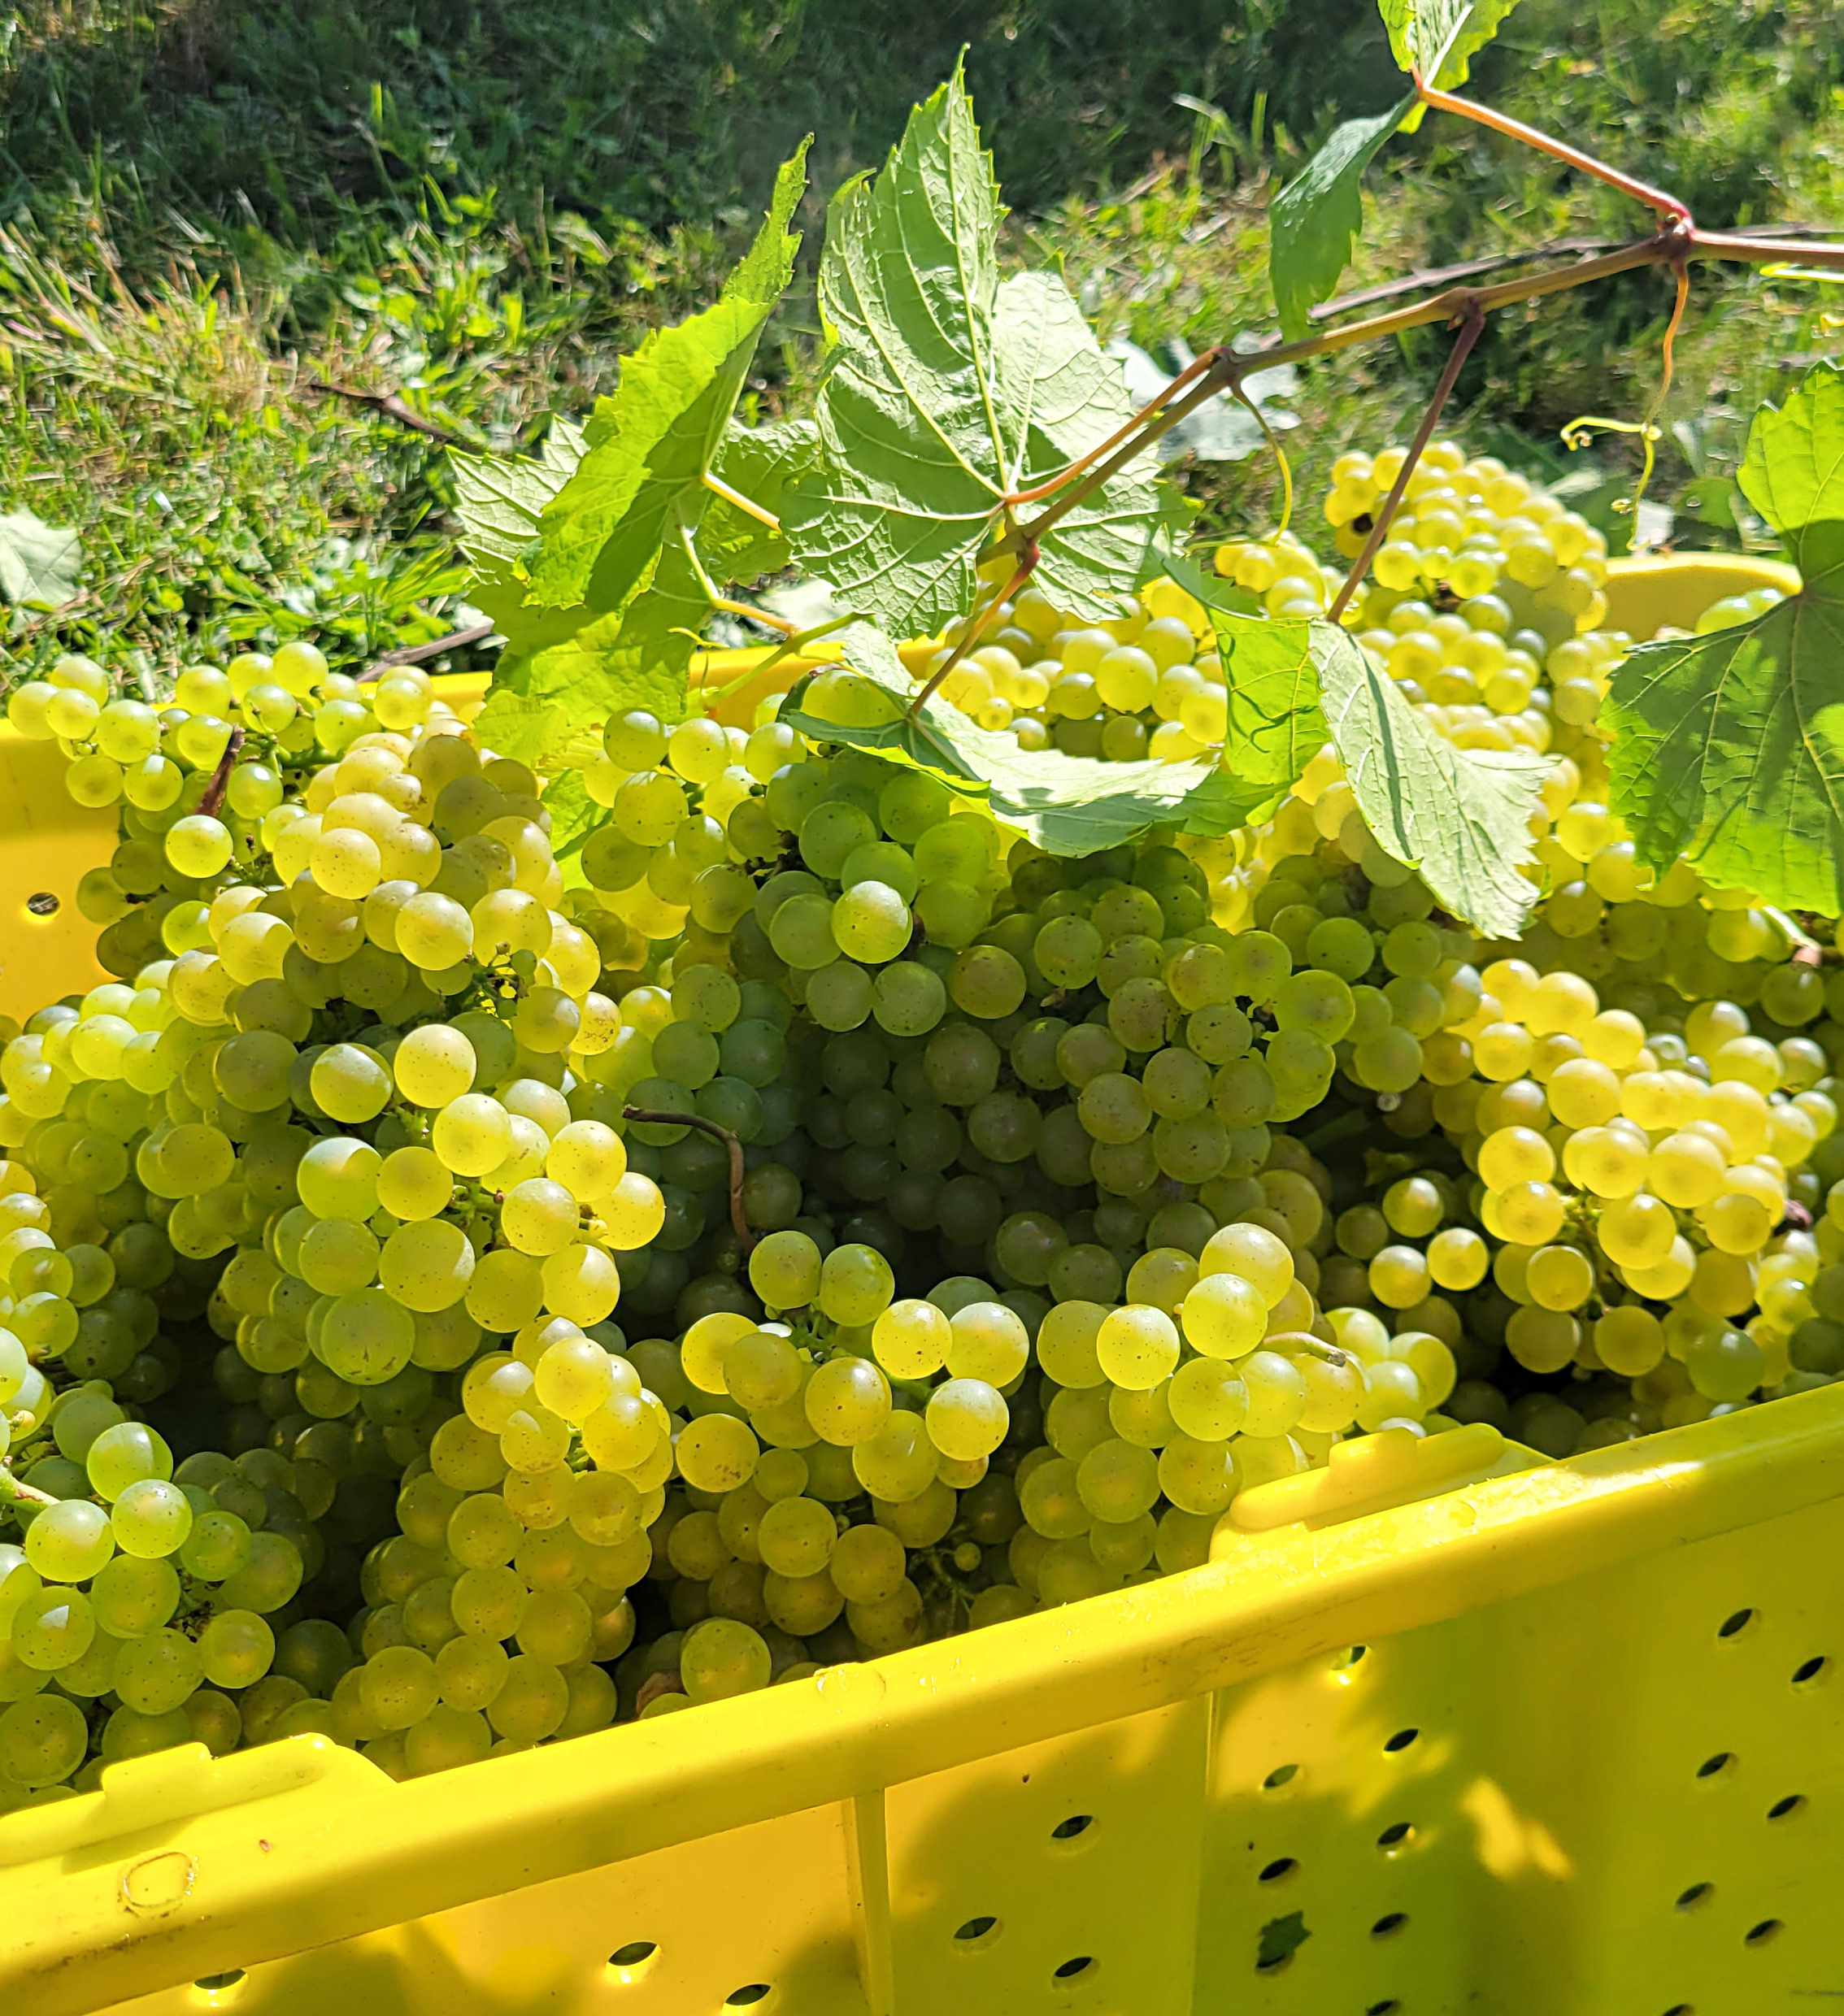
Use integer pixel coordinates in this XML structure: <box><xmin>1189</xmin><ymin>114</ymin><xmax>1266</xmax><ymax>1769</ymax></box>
<box><xmin>474</xmin><ymin>538</ymin><xmax>704</xmax><ymax>764</ymax></box>
<box><xmin>1379</xmin><ymin>0</ymin><xmax>1526</xmax><ymax>127</ymax></box>
<box><xmin>452</xmin><ymin>418</ymin><xmax>587</xmax><ymax>574</ymax></box>
<box><xmin>528</xmin><ymin>142</ymin><xmax>809</xmax><ymax>612</ymax></box>
<box><xmin>1320</xmin><ymin>625</ymin><xmax>1546</xmax><ymax>937</ymax></box>
<box><xmin>1604</xmin><ymin>361</ymin><xmax>1844</xmax><ymax>910</ymax></box>
<box><xmin>698</xmin><ymin>418</ymin><xmax>819</xmax><ymax>587</ymax></box>
<box><xmin>540</xmin><ymin>767</ymin><xmax>600</xmax><ymax>889</ymax></box>
<box><xmin>780</xmin><ymin>624</ymin><xmax>1212</xmax><ymax>856</ymax></box>
<box><xmin>1191</xmin><ymin>610</ymin><xmax>1543</xmax><ymax>932</ymax></box>
<box><xmin>0</xmin><ymin>510</ymin><xmax>80</xmax><ymax>608</ymax></box>
<box><xmin>1269</xmin><ymin>100</ymin><xmax>1413</xmax><ymax>341</ymax></box>
<box><xmin>1213</xmin><ymin>610</ymin><xmax>1333</xmax><ymax>812</ymax></box>
<box><xmin>784</xmin><ymin>67</ymin><xmax>1158</xmax><ymax>637</ymax></box>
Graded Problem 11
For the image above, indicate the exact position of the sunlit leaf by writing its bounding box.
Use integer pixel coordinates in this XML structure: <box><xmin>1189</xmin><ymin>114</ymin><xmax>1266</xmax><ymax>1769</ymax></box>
<box><xmin>1605</xmin><ymin>362</ymin><xmax>1844</xmax><ymax>910</ymax></box>
<box><xmin>0</xmin><ymin>510</ymin><xmax>80</xmax><ymax>607</ymax></box>
<box><xmin>784</xmin><ymin>67</ymin><xmax>1158</xmax><ymax>636</ymax></box>
<box><xmin>451</xmin><ymin>417</ymin><xmax>586</xmax><ymax>572</ymax></box>
<box><xmin>1319</xmin><ymin>625</ymin><xmax>1546</xmax><ymax>936</ymax></box>
<box><xmin>1269</xmin><ymin>101</ymin><xmax>1413</xmax><ymax>341</ymax></box>
<box><xmin>528</xmin><ymin>144</ymin><xmax>808</xmax><ymax>612</ymax></box>
<box><xmin>1379</xmin><ymin>0</ymin><xmax>1526</xmax><ymax>127</ymax></box>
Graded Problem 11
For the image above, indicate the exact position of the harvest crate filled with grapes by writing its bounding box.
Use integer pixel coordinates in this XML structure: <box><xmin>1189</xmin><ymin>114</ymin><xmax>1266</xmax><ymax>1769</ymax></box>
<box><xmin>4</xmin><ymin>7</ymin><xmax>1844</xmax><ymax>2013</ymax></box>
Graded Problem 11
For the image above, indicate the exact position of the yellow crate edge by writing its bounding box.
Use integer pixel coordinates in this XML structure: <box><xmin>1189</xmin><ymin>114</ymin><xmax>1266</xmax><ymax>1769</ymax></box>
<box><xmin>7</xmin><ymin>1382</ymin><xmax>1844</xmax><ymax>2015</ymax></box>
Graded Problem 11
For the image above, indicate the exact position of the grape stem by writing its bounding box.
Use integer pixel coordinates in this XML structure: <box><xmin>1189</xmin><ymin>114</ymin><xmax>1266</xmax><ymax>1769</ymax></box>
<box><xmin>198</xmin><ymin>726</ymin><xmax>245</xmax><ymax>819</ymax></box>
<box><xmin>676</xmin><ymin>517</ymin><xmax>800</xmax><ymax>637</ymax></box>
<box><xmin>698</xmin><ymin>613</ymin><xmax>861</xmax><ymax>709</ymax></box>
<box><xmin>0</xmin><ymin>1463</ymin><xmax>57</xmax><ymax>1510</ymax></box>
<box><xmin>1327</xmin><ymin>298</ymin><xmax>1486</xmax><ymax>623</ymax></box>
<box><xmin>1265</xmin><ymin>1330</ymin><xmax>1352</xmax><ymax>1369</ymax></box>
<box><xmin>621</xmin><ymin>1107</ymin><xmax>757</xmax><ymax>1251</ymax></box>
<box><xmin>1411</xmin><ymin>75</ymin><xmax>1691</xmax><ymax>221</ymax></box>
<box><xmin>357</xmin><ymin>622</ymin><xmax>496</xmax><ymax>683</ymax></box>
<box><xmin>907</xmin><ymin>543</ymin><xmax>1039</xmax><ymax>719</ymax></box>
<box><xmin>700</xmin><ymin>469</ymin><xmax>781</xmax><ymax>534</ymax></box>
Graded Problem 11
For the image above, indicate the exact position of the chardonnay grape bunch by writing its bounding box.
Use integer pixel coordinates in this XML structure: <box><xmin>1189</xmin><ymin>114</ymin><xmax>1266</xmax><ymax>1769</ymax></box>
<box><xmin>2</xmin><ymin>402</ymin><xmax>1841</xmax><ymax>1810</ymax></box>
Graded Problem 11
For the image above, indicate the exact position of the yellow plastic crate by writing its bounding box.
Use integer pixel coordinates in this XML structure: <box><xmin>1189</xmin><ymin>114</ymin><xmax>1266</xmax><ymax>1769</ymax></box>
<box><xmin>2</xmin><ymin>556</ymin><xmax>1829</xmax><ymax>2016</ymax></box>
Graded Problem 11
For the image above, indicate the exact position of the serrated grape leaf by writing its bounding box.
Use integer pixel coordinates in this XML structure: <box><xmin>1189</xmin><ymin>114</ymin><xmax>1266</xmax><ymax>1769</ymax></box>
<box><xmin>539</xmin><ymin>767</ymin><xmax>598</xmax><ymax>890</ymax></box>
<box><xmin>779</xmin><ymin>623</ymin><xmax>1213</xmax><ymax>856</ymax></box>
<box><xmin>451</xmin><ymin>417</ymin><xmax>587</xmax><ymax>572</ymax></box>
<box><xmin>474</xmin><ymin>537</ymin><xmax>704</xmax><ymax>763</ymax></box>
<box><xmin>0</xmin><ymin>511</ymin><xmax>80</xmax><ymax>607</ymax></box>
<box><xmin>698</xmin><ymin>418</ymin><xmax>819</xmax><ymax>586</ymax></box>
<box><xmin>1191</xmin><ymin>608</ymin><xmax>1543</xmax><ymax>930</ymax></box>
<box><xmin>1209</xmin><ymin>609</ymin><xmax>1333</xmax><ymax>816</ymax></box>
<box><xmin>1269</xmin><ymin>99</ymin><xmax>1413</xmax><ymax>341</ymax></box>
<box><xmin>528</xmin><ymin>142</ymin><xmax>808</xmax><ymax>612</ymax></box>
<box><xmin>783</xmin><ymin>68</ymin><xmax>1158</xmax><ymax>636</ymax></box>
<box><xmin>1320</xmin><ymin>624</ymin><xmax>1546</xmax><ymax>936</ymax></box>
<box><xmin>1603</xmin><ymin>361</ymin><xmax>1844</xmax><ymax>910</ymax></box>
<box><xmin>1380</xmin><ymin>0</ymin><xmax>1524</xmax><ymax>128</ymax></box>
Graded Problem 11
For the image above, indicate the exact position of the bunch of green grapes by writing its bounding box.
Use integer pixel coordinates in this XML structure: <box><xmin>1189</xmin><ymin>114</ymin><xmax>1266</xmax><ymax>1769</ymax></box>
<box><xmin>913</xmin><ymin>576</ymin><xmax>1233</xmax><ymax>765</ymax></box>
<box><xmin>7</xmin><ymin>413</ymin><xmax>1844</xmax><ymax>1808</ymax></box>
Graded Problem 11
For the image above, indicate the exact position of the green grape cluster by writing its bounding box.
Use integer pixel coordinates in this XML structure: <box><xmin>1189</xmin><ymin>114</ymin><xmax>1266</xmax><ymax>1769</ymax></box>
<box><xmin>915</xmin><ymin>575</ymin><xmax>1237</xmax><ymax>764</ymax></box>
<box><xmin>2</xmin><ymin>421</ymin><xmax>1842</xmax><ymax>1814</ymax></box>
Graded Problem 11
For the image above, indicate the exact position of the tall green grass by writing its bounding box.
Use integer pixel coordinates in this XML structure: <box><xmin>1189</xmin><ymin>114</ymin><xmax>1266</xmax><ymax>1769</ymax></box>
<box><xmin>0</xmin><ymin>0</ymin><xmax>1837</xmax><ymax>673</ymax></box>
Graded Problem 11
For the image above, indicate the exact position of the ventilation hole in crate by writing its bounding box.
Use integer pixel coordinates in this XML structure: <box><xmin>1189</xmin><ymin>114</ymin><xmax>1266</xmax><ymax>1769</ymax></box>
<box><xmin>192</xmin><ymin>1975</ymin><xmax>246</xmax><ymax>2002</ymax></box>
<box><xmin>1661</xmin><ymin>2005</ymin><xmax>1694</xmax><ymax>2016</ymax></box>
<box><xmin>25</xmin><ymin>893</ymin><xmax>58</xmax><ymax>918</ymax></box>
<box><xmin>1259</xmin><ymin>1857</ymin><xmax>1298</xmax><ymax>1883</ymax></box>
<box><xmin>1262</xmin><ymin>1763</ymin><xmax>1299</xmax><ymax>1791</ymax></box>
<box><xmin>1744</xmin><ymin>1920</ymin><xmax>1783</xmax><ymax>1948</ymax></box>
<box><xmin>1694</xmin><ymin>1753</ymin><xmax>1733</xmax><ymax>1779</ymax></box>
<box><xmin>1329</xmin><ymin>1645</ymin><xmax>1368</xmax><ymax>1671</ymax></box>
<box><xmin>1382</xmin><ymin>1728</ymin><xmax>1420</xmax><ymax>1753</ymax></box>
<box><xmin>607</xmin><ymin>1943</ymin><xmax>659</xmax><ymax>1979</ymax></box>
<box><xmin>1367</xmin><ymin>2003</ymin><xmax>1403</xmax><ymax>2016</ymax></box>
<box><xmin>1676</xmin><ymin>1883</ymin><xmax>1714</xmax><ymax>1912</ymax></box>
<box><xmin>1768</xmin><ymin>1795</ymin><xmax>1806</xmax><ymax>1821</ymax></box>
<box><xmin>1376</xmin><ymin>1822</ymin><xmax>1416</xmax><ymax>1855</ymax></box>
<box><xmin>723</xmin><ymin>1988</ymin><xmax>772</xmax><ymax>2010</ymax></box>
<box><xmin>1792</xmin><ymin>1656</ymin><xmax>1829</xmax><ymax>1686</ymax></box>
<box><xmin>1052</xmin><ymin>1957</ymin><xmax>1098</xmax><ymax>1984</ymax></box>
<box><xmin>1716</xmin><ymin>1608</ymin><xmax>1755</xmax><ymax>1639</ymax></box>
<box><xmin>1371</xmin><ymin>1913</ymin><xmax>1408</xmax><ymax>1940</ymax></box>
<box><xmin>954</xmin><ymin>1916</ymin><xmax>1000</xmax><ymax>1944</ymax></box>
<box><xmin>1050</xmin><ymin>1814</ymin><xmax>1094</xmax><ymax>1841</ymax></box>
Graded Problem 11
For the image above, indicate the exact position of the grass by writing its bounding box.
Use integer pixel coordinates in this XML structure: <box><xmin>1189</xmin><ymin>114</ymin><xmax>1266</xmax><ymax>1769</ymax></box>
<box><xmin>0</xmin><ymin>0</ymin><xmax>1837</xmax><ymax>682</ymax></box>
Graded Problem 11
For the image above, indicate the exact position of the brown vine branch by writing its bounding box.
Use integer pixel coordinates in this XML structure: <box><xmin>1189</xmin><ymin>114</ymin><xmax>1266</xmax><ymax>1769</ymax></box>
<box><xmin>1329</xmin><ymin>299</ymin><xmax>1486</xmax><ymax>622</ymax></box>
<box><xmin>198</xmin><ymin>726</ymin><xmax>245</xmax><ymax>818</ymax></box>
<box><xmin>310</xmin><ymin>380</ymin><xmax>464</xmax><ymax>443</ymax></box>
<box><xmin>1002</xmin><ymin>348</ymin><xmax>1222</xmax><ymax>507</ymax></box>
<box><xmin>1296</xmin><ymin>223</ymin><xmax>1842</xmax><ymax>328</ymax></box>
<box><xmin>623</xmin><ymin>1108</ymin><xmax>756</xmax><ymax>1252</ymax></box>
<box><xmin>1014</xmin><ymin>224</ymin><xmax>1833</xmax><ymax>555</ymax></box>
<box><xmin>1413</xmin><ymin>76</ymin><xmax>1692</xmax><ymax>221</ymax></box>
<box><xmin>908</xmin><ymin>545</ymin><xmax>1039</xmax><ymax>717</ymax></box>
<box><xmin>357</xmin><ymin>623</ymin><xmax>496</xmax><ymax>682</ymax></box>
